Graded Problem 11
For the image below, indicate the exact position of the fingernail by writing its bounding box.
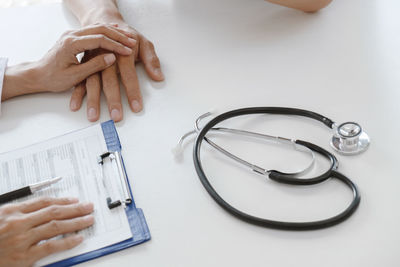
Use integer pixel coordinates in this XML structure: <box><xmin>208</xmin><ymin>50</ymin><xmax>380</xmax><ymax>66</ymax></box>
<box><xmin>87</xmin><ymin>108</ymin><xmax>97</xmax><ymax>121</ymax></box>
<box><xmin>82</xmin><ymin>202</ymin><xmax>94</xmax><ymax>211</ymax></box>
<box><xmin>131</xmin><ymin>100</ymin><xmax>142</xmax><ymax>113</ymax></box>
<box><xmin>111</xmin><ymin>109</ymin><xmax>121</xmax><ymax>121</ymax></box>
<box><xmin>123</xmin><ymin>46</ymin><xmax>133</xmax><ymax>54</ymax></box>
<box><xmin>70</xmin><ymin>100</ymin><xmax>78</xmax><ymax>111</ymax></box>
<box><xmin>154</xmin><ymin>68</ymin><xmax>164</xmax><ymax>80</ymax></box>
<box><xmin>128</xmin><ymin>38</ymin><xmax>136</xmax><ymax>46</ymax></box>
<box><xmin>104</xmin><ymin>53</ymin><xmax>116</xmax><ymax>65</ymax></box>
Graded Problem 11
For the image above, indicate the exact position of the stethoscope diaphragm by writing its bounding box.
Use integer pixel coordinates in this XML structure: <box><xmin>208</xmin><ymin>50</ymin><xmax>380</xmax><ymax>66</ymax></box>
<box><xmin>330</xmin><ymin>122</ymin><xmax>370</xmax><ymax>155</ymax></box>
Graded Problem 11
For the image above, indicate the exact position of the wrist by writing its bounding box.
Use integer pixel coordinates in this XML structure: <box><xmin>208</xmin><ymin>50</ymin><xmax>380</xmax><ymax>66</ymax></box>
<box><xmin>81</xmin><ymin>7</ymin><xmax>124</xmax><ymax>26</ymax></box>
<box><xmin>2</xmin><ymin>62</ymin><xmax>44</xmax><ymax>101</ymax></box>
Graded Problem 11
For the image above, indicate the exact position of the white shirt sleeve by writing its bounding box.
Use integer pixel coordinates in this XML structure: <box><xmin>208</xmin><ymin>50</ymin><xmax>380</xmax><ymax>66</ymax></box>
<box><xmin>0</xmin><ymin>57</ymin><xmax>8</xmax><ymax>115</ymax></box>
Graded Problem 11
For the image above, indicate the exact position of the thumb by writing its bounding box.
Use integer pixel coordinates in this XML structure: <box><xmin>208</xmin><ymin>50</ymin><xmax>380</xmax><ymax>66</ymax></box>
<box><xmin>71</xmin><ymin>53</ymin><xmax>116</xmax><ymax>82</ymax></box>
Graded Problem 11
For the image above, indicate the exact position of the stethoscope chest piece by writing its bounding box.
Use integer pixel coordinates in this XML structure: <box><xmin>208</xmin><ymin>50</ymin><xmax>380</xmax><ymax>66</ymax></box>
<box><xmin>331</xmin><ymin>122</ymin><xmax>370</xmax><ymax>155</ymax></box>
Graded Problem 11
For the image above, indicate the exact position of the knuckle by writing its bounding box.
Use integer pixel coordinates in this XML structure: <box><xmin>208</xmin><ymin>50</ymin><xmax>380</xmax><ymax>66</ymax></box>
<box><xmin>64</xmin><ymin>36</ymin><xmax>74</xmax><ymax>44</ymax></box>
<box><xmin>86</xmin><ymin>75</ymin><xmax>100</xmax><ymax>88</ymax></box>
<box><xmin>102</xmin><ymin>66</ymin><xmax>118</xmax><ymax>81</ymax></box>
<box><xmin>62</xmin><ymin>36</ymin><xmax>76</xmax><ymax>47</ymax></box>
<box><xmin>48</xmin><ymin>220</ymin><xmax>62</xmax><ymax>233</ymax></box>
<box><xmin>11</xmin><ymin>215</ymin><xmax>28</xmax><ymax>226</ymax></box>
<box><xmin>131</xmin><ymin>41</ymin><xmax>139</xmax><ymax>51</ymax></box>
<box><xmin>0</xmin><ymin>219</ymin><xmax>13</xmax><ymax>233</ymax></box>
<box><xmin>1</xmin><ymin>214</ymin><xmax>26</xmax><ymax>232</ymax></box>
<box><xmin>48</xmin><ymin>206</ymin><xmax>63</xmax><ymax>218</ymax></box>
<box><xmin>150</xmin><ymin>55</ymin><xmax>160</xmax><ymax>66</ymax></box>
<box><xmin>43</xmin><ymin>240</ymin><xmax>58</xmax><ymax>253</ymax></box>
<box><xmin>17</xmin><ymin>202</ymin><xmax>29</xmax><ymax>211</ymax></box>
<box><xmin>1</xmin><ymin>204</ymin><xmax>16</xmax><ymax>214</ymax></box>
<box><xmin>98</xmin><ymin>25</ymin><xmax>108</xmax><ymax>32</ymax></box>
<box><xmin>75</xmin><ymin>84</ymin><xmax>86</xmax><ymax>93</ymax></box>
<box><xmin>131</xmin><ymin>32</ymin><xmax>139</xmax><ymax>40</ymax></box>
<box><xmin>64</xmin><ymin>236</ymin><xmax>80</xmax><ymax>249</ymax></box>
<box><xmin>92</xmin><ymin>34</ymin><xmax>107</xmax><ymax>46</ymax></box>
<box><xmin>37</xmin><ymin>197</ymin><xmax>53</xmax><ymax>207</ymax></box>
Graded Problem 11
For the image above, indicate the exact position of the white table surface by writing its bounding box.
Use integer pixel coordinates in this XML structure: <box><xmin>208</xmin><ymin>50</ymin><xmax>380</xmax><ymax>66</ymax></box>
<box><xmin>0</xmin><ymin>0</ymin><xmax>399</xmax><ymax>266</ymax></box>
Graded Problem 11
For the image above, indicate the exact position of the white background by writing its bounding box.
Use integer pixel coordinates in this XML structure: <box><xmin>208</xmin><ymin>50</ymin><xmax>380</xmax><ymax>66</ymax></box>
<box><xmin>0</xmin><ymin>0</ymin><xmax>399</xmax><ymax>266</ymax></box>
<box><xmin>0</xmin><ymin>0</ymin><xmax>59</xmax><ymax>8</ymax></box>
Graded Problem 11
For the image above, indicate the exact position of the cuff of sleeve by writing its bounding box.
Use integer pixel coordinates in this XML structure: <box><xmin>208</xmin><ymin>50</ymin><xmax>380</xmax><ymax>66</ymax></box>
<box><xmin>0</xmin><ymin>57</ymin><xmax>8</xmax><ymax>115</ymax></box>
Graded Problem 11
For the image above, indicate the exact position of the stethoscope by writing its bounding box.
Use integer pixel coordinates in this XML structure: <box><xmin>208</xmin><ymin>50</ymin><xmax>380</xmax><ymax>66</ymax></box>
<box><xmin>174</xmin><ymin>107</ymin><xmax>370</xmax><ymax>230</ymax></box>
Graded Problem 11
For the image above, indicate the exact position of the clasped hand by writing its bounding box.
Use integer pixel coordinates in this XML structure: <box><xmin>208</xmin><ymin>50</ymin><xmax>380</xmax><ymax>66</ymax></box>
<box><xmin>2</xmin><ymin>23</ymin><xmax>157</xmax><ymax>123</ymax></box>
<box><xmin>69</xmin><ymin>23</ymin><xmax>164</xmax><ymax>122</ymax></box>
<box><xmin>3</xmin><ymin>24</ymin><xmax>135</xmax><ymax>100</ymax></box>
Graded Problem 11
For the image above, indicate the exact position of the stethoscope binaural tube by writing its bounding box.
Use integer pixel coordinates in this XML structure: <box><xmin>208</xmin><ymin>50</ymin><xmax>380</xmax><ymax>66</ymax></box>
<box><xmin>192</xmin><ymin>107</ymin><xmax>361</xmax><ymax>230</ymax></box>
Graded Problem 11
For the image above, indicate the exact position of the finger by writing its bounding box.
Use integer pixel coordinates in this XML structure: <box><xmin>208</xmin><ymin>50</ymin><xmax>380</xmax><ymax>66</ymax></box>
<box><xmin>118</xmin><ymin>54</ymin><xmax>143</xmax><ymax>113</ymax></box>
<box><xmin>69</xmin><ymin>34</ymin><xmax>133</xmax><ymax>56</ymax></box>
<box><xmin>29</xmin><ymin>215</ymin><xmax>94</xmax><ymax>245</ymax></box>
<box><xmin>112</xmin><ymin>27</ymin><xmax>137</xmax><ymax>39</ymax></box>
<box><xmin>102</xmin><ymin>63</ymin><xmax>123</xmax><ymax>121</ymax></box>
<box><xmin>29</xmin><ymin>234</ymin><xmax>84</xmax><ymax>263</ymax></box>
<box><xmin>26</xmin><ymin>202</ymin><xmax>94</xmax><ymax>228</ymax></box>
<box><xmin>69</xmin><ymin>53</ymin><xmax>115</xmax><ymax>86</ymax></box>
<box><xmin>78</xmin><ymin>23</ymin><xmax>135</xmax><ymax>39</ymax></box>
<box><xmin>139</xmin><ymin>38</ymin><xmax>164</xmax><ymax>81</ymax></box>
<box><xmin>70</xmin><ymin>82</ymin><xmax>86</xmax><ymax>111</ymax></box>
<box><xmin>73</xmin><ymin>25</ymin><xmax>137</xmax><ymax>48</ymax></box>
<box><xmin>86</xmin><ymin>73</ymin><xmax>101</xmax><ymax>122</ymax></box>
<box><xmin>17</xmin><ymin>197</ymin><xmax>79</xmax><ymax>214</ymax></box>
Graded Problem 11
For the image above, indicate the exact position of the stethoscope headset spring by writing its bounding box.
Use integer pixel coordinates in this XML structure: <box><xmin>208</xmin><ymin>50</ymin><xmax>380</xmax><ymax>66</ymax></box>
<box><xmin>190</xmin><ymin>107</ymin><xmax>362</xmax><ymax>231</ymax></box>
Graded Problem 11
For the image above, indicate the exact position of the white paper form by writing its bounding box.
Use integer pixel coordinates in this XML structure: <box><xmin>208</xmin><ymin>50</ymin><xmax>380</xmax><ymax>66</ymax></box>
<box><xmin>0</xmin><ymin>124</ymin><xmax>132</xmax><ymax>266</ymax></box>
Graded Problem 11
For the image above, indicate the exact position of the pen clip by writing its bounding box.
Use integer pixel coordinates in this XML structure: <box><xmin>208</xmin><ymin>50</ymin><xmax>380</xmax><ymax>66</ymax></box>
<box><xmin>98</xmin><ymin>151</ymin><xmax>132</xmax><ymax>209</ymax></box>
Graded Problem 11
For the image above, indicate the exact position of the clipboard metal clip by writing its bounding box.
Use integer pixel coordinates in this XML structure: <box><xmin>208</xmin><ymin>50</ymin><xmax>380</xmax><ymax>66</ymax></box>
<box><xmin>97</xmin><ymin>151</ymin><xmax>132</xmax><ymax>209</ymax></box>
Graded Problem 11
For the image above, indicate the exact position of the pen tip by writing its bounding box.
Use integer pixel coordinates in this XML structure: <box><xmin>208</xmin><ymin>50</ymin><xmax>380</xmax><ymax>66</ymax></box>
<box><xmin>53</xmin><ymin>176</ymin><xmax>63</xmax><ymax>182</ymax></box>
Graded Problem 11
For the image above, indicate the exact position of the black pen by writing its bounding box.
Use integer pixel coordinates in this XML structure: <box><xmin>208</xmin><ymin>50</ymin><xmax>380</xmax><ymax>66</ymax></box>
<box><xmin>0</xmin><ymin>176</ymin><xmax>63</xmax><ymax>204</ymax></box>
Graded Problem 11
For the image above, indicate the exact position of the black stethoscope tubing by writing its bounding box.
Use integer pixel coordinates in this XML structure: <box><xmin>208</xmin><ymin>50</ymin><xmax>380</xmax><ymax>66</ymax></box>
<box><xmin>193</xmin><ymin>107</ymin><xmax>361</xmax><ymax>230</ymax></box>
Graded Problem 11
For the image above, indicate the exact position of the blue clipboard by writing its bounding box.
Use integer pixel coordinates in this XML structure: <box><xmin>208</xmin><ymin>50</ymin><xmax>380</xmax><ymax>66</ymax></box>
<box><xmin>46</xmin><ymin>121</ymin><xmax>151</xmax><ymax>267</ymax></box>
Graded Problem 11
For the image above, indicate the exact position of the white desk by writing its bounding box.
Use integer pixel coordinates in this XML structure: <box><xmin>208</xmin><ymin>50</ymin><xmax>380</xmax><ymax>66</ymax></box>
<box><xmin>0</xmin><ymin>0</ymin><xmax>399</xmax><ymax>266</ymax></box>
